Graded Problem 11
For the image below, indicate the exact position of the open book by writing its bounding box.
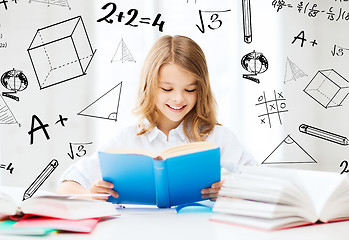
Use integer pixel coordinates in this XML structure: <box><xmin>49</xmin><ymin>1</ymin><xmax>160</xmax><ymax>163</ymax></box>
<box><xmin>0</xmin><ymin>187</ymin><xmax>118</xmax><ymax>220</ymax></box>
<box><xmin>99</xmin><ymin>141</ymin><xmax>221</xmax><ymax>208</ymax></box>
<box><xmin>211</xmin><ymin>166</ymin><xmax>349</xmax><ymax>230</ymax></box>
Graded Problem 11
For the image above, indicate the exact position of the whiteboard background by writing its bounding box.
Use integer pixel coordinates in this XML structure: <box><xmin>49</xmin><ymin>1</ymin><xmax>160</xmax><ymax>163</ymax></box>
<box><xmin>0</xmin><ymin>0</ymin><xmax>348</xmax><ymax>192</ymax></box>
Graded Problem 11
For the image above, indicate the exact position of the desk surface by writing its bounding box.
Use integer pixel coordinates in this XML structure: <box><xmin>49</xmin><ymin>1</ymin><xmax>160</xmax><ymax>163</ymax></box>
<box><xmin>1</xmin><ymin>208</ymin><xmax>349</xmax><ymax>240</ymax></box>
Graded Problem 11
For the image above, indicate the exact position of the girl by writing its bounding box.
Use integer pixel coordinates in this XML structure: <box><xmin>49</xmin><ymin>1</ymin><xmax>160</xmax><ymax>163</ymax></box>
<box><xmin>57</xmin><ymin>35</ymin><xmax>256</xmax><ymax>201</ymax></box>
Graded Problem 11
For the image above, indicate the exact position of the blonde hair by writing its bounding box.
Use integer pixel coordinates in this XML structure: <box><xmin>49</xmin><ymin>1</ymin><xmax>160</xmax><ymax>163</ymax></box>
<box><xmin>134</xmin><ymin>35</ymin><xmax>219</xmax><ymax>141</ymax></box>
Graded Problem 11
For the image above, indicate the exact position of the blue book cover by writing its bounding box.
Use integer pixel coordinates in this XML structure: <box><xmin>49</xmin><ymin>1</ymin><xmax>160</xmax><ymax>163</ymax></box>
<box><xmin>98</xmin><ymin>142</ymin><xmax>221</xmax><ymax>208</ymax></box>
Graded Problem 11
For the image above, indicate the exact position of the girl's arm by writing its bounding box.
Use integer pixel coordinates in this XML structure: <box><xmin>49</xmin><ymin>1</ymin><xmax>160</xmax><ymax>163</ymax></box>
<box><xmin>56</xmin><ymin>180</ymin><xmax>119</xmax><ymax>201</ymax></box>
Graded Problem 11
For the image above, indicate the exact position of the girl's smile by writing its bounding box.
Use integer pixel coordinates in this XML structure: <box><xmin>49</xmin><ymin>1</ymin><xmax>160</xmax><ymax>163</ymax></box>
<box><xmin>166</xmin><ymin>104</ymin><xmax>187</xmax><ymax>112</ymax></box>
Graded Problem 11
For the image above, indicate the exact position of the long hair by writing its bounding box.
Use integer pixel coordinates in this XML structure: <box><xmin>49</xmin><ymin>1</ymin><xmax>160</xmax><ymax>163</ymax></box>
<box><xmin>134</xmin><ymin>35</ymin><xmax>219</xmax><ymax>141</ymax></box>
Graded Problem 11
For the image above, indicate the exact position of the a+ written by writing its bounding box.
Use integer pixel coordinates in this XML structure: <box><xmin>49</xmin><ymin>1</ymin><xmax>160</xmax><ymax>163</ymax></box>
<box><xmin>291</xmin><ymin>30</ymin><xmax>318</xmax><ymax>47</ymax></box>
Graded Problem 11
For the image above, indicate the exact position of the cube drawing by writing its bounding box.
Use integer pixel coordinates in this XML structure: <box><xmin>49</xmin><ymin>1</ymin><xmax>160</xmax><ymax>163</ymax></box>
<box><xmin>303</xmin><ymin>69</ymin><xmax>349</xmax><ymax>108</ymax></box>
<box><xmin>27</xmin><ymin>16</ymin><xmax>96</xmax><ymax>89</ymax></box>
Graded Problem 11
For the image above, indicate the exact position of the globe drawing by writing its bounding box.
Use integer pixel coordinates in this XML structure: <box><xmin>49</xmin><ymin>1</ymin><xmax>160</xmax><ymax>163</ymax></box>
<box><xmin>1</xmin><ymin>68</ymin><xmax>28</xmax><ymax>92</ymax></box>
<box><xmin>241</xmin><ymin>50</ymin><xmax>268</xmax><ymax>75</ymax></box>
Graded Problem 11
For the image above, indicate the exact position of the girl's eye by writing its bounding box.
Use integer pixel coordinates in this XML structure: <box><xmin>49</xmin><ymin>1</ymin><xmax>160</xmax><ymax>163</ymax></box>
<box><xmin>185</xmin><ymin>89</ymin><xmax>197</xmax><ymax>93</ymax></box>
<box><xmin>161</xmin><ymin>88</ymin><xmax>172</xmax><ymax>92</ymax></box>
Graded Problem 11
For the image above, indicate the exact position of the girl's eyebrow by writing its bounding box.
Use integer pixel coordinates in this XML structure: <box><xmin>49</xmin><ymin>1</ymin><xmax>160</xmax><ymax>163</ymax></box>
<box><xmin>159</xmin><ymin>81</ymin><xmax>197</xmax><ymax>86</ymax></box>
<box><xmin>159</xmin><ymin>81</ymin><xmax>172</xmax><ymax>85</ymax></box>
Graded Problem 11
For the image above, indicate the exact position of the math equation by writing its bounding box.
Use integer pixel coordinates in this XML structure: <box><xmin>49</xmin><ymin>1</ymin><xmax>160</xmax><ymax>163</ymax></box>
<box><xmin>272</xmin><ymin>0</ymin><xmax>349</xmax><ymax>22</ymax></box>
<box><xmin>97</xmin><ymin>2</ymin><xmax>165</xmax><ymax>32</ymax></box>
<box><xmin>0</xmin><ymin>0</ymin><xmax>18</xmax><ymax>11</ymax></box>
<box><xmin>340</xmin><ymin>159</ymin><xmax>349</xmax><ymax>174</ymax></box>
<box><xmin>0</xmin><ymin>162</ymin><xmax>14</xmax><ymax>174</ymax></box>
<box><xmin>0</xmin><ymin>24</ymin><xmax>5</xmax><ymax>47</ymax></box>
<box><xmin>196</xmin><ymin>9</ymin><xmax>231</xmax><ymax>34</ymax></box>
<box><xmin>331</xmin><ymin>44</ymin><xmax>349</xmax><ymax>56</ymax></box>
<box><xmin>67</xmin><ymin>142</ymin><xmax>93</xmax><ymax>160</ymax></box>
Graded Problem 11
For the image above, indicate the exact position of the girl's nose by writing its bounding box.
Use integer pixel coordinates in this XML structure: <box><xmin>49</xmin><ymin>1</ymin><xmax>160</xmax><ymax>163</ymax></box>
<box><xmin>172</xmin><ymin>91</ymin><xmax>184</xmax><ymax>103</ymax></box>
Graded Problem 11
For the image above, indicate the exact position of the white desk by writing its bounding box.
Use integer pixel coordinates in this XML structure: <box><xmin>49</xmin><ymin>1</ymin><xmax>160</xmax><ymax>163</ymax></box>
<box><xmin>1</xmin><ymin>208</ymin><xmax>349</xmax><ymax>240</ymax></box>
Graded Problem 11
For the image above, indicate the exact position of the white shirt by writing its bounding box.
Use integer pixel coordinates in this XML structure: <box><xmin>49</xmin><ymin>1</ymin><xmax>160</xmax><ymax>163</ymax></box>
<box><xmin>58</xmin><ymin>123</ymin><xmax>256</xmax><ymax>189</ymax></box>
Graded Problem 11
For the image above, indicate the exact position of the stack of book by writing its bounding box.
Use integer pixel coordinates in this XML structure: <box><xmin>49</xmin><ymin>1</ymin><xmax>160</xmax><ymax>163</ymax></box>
<box><xmin>0</xmin><ymin>189</ymin><xmax>119</xmax><ymax>236</ymax></box>
<box><xmin>211</xmin><ymin>166</ymin><xmax>349</xmax><ymax>230</ymax></box>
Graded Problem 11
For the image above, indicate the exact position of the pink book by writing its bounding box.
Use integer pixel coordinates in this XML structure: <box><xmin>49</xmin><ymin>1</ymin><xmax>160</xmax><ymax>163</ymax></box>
<box><xmin>14</xmin><ymin>218</ymin><xmax>100</xmax><ymax>233</ymax></box>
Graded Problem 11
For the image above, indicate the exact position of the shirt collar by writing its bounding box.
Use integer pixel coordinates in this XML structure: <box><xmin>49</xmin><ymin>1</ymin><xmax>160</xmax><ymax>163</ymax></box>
<box><xmin>146</xmin><ymin>121</ymin><xmax>187</xmax><ymax>143</ymax></box>
<box><xmin>146</xmin><ymin>126</ymin><xmax>162</xmax><ymax>143</ymax></box>
<box><xmin>171</xmin><ymin>122</ymin><xmax>186</xmax><ymax>141</ymax></box>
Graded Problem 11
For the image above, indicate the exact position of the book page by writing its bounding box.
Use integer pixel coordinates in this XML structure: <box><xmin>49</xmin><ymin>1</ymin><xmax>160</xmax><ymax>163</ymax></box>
<box><xmin>297</xmin><ymin>170</ymin><xmax>344</xmax><ymax>216</ymax></box>
<box><xmin>0</xmin><ymin>189</ymin><xmax>18</xmax><ymax>216</ymax></box>
<box><xmin>160</xmin><ymin>141</ymin><xmax>217</xmax><ymax>159</ymax></box>
<box><xmin>101</xmin><ymin>148</ymin><xmax>156</xmax><ymax>158</ymax></box>
<box><xmin>239</xmin><ymin>166</ymin><xmax>318</xmax><ymax>221</ymax></box>
<box><xmin>0</xmin><ymin>186</ymin><xmax>25</xmax><ymax>205</ymax></box>
<box><xmin>0</xmin><ymin>187</ymin><xmax>58</xmax><ymax>216</ymax></box>
<box><xmin>21</xmin><ymin>197</ymin><xmax>118</xmax><ymax>220</ymax></box>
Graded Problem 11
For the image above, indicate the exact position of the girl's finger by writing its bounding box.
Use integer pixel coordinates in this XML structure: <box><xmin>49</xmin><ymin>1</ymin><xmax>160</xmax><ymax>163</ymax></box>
<box><xmin>201</xmin><ymin>187</ymin><xmax>220</xmax><ymax>194</ymax></box>
<box><xmin>94</xmin><ymin>180</ymin><xmax>114</xmax><ymax>189</ymax></box>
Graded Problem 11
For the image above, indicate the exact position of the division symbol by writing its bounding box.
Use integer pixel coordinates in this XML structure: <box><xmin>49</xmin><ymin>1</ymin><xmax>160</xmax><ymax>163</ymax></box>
<box><xmin>1</xmin><ymin>68</ymin><xmax>28</xmax><ymax>101</ymax></box>
<box><xmin>0</xmin><ymin>95</ymin><xmax>18</xmax><ymax>125</ymax></box>
<box><xmin>241</xmin><ymin>50</ymin><xmax>268</xmax><ymax>83</ymax></box>
<box><xmin>29</xmin><ymin>0</ymin><xmax>71</xmax><ymax>9</ymax></box>
<box><xmin>303</xmin><ymin>69</ymin><xmax>349</xmax><ymax>109</ymax></box>
<box><xmin>262</xmin><ymin>135</ymin><xmax>317</xmax><ymax>164</ymax></box>
<box><xmin>284</xmin><ymin>57</ymin><xmax>307</xmax><ymax>83</ymax></box>
<box><xmin>111</xmin><ymin>38</ymin><xmax>136</xmax><ymax>63</ymax></box>
<box><xmin>78</xmin><ymin>81</ymin><xmax>122</xmax><ymax>121</ymax></box>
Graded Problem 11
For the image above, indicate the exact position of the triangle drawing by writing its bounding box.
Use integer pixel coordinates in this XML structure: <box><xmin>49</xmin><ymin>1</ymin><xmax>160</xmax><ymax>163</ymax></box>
<box><xmin>78</xmin><ymin>81</ymin><xmax>122</xmax><ymax>121</ymax></box>
<box><xmin>284</xmin><ymin>57</ymin><xmax>307</xmax><ymax>83</ymax></box>
<box><xmin>29</xmin><ymin>0</ymin><xmax>71</xmax><ymax>9</ymax></box>
<box><xmin>0</xmin><ymin>95</ymin><xmax>18</xmax><ymax>124</ymax></box>
<box><xmin>262</xmin><ymin>135</ymin><xmax>317</xmax><ymax>164</ymax></box>
<box><xmin>111</xmin><ymin>38</ymin><xmax>136</xmax><ymax>63</ymax></box>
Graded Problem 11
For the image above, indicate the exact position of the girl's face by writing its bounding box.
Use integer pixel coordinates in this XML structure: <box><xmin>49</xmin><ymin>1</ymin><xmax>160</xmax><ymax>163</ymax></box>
<box><xmin>156</xmin><ymin>63</ymin><xmax>198</xmax><ymax>131</ymax></box>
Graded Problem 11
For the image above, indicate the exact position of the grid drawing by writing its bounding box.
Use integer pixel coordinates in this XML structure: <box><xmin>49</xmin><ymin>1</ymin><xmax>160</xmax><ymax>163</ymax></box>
<box><xmin>255</xmin><ymin>90</ymin><xmax>288</xmax><ymax>128</ymax></box>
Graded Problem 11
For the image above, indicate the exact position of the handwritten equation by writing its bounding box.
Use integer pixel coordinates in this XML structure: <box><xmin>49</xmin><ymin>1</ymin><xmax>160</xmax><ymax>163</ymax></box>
<box><xmin>97</xmin><ymin>2</ymin><xmax>165</xmax><ymax>32</ymax></box>
<box><xmin>0</xmin><ymin>24</ymin><xmax>6</xmax><ymax>49</ymax></box>
<box><xmin>0</xmin><ymin>162</ymin><xmax>13</xmax><ymax>174</ymax></box>
<box><xmin>340</xmin><ymin>159</ymin><xmax>349</xmax><ymax>174</ymax></box>
<box><xmin>67</xmin><ymin>142</ymin><xmax>93</xmax><ymax>160</ymax></box>
<box><xmin>196</xmin><ymin>9</ymin><xmax>231</xmax><ymax>33</ymax></box>
<box><xmin>331</xmin><ymin>44</ymin><xmax>349</xmax><ymax>56</ymax></box>
<box><xmin>0</xmin><ymin>0</ymin><xmax>18</xmax><ymax>11</ymax></box>
<box><xmin>272</xmin><ymin>1</ymin><xmax>349</xmax><ymax>22</ymax></box>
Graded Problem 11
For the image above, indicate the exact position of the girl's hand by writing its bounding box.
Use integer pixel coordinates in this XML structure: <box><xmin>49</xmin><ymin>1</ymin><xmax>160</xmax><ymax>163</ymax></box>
<box><xmin>90</xmin><ymin>180</ymin><xmax>119</xmax><ymax>201</ymax></box>
<box><xmin>201</xmin><ymin>179</ymin><xmax>225</xmax><ymax>201</ymax></box>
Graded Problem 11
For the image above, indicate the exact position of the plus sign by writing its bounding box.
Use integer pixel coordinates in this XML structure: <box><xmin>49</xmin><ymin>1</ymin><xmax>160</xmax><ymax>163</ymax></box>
<box><xmin>55</xmin><ymin>114</ymin><xmax>68</xmax><ymax>127</ymax></box>
<box><xmin>310</xmin><ymin>39</ymin><xmax>318</xmax><ymax>47</ymax></box>
<box><xmin>0</xmin><ymin>0</ymin><xmax>8</xmax><ymax>10</ymax></box>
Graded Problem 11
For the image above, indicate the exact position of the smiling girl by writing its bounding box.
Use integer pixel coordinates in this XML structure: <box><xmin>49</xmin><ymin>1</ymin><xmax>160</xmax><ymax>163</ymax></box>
<box><xmin>57</xmin><ymin>35</ymin><xmax>256</xmax><ymax>201</ymax></box>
